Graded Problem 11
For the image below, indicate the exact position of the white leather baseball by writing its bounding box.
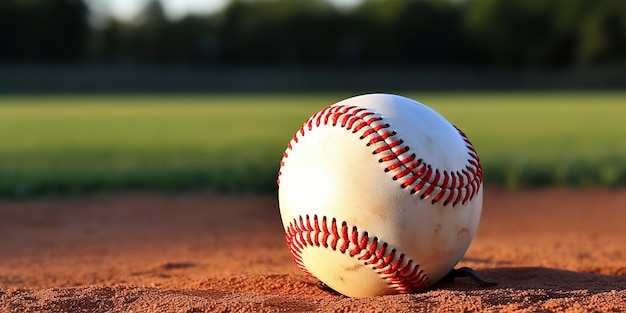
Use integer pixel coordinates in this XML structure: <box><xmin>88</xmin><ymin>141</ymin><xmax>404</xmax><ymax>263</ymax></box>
<box><xmin>277</xmin><ymin>93</ymin><xmax>483</xmax><ymax>297</ymax></box>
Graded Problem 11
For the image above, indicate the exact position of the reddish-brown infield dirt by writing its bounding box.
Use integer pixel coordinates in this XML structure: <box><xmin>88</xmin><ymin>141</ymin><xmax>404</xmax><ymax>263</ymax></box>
<box><xmin>0</xmin><ymin>187</ymin><xmax>625</xmax><ymax>312</ymax></box>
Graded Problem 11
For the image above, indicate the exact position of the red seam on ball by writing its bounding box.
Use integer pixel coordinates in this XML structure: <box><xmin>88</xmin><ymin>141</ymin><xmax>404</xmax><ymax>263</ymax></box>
<box><xmin>358</xmin><ymin>238</ymin><xmax>377</xmax><ymax>261</ymax></box>
<box><xmin>286</xmin><ymin>215</ymin><xmax>430</xmax><ymax>294</ymax></box>
<box><xmin>340</xmin><ymin>222</ymin><xmax>350</xmax><ymax>253</ymax></box>
<box><xmin>330</xmin><ymin>218</ymin><xmax>339</xmax><ymax>250</ymax></box>
<box><xmin>278</xmin><ymin>104</ymin><xmax>482</xmax><ymax>207</ymax></box>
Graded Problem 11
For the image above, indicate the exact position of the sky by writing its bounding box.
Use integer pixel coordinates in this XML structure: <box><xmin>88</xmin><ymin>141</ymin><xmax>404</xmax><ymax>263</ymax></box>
<box><xmin>85</xmin><ymin>0</ymin><xmax>364</xmax><ymax>22</ymax></box>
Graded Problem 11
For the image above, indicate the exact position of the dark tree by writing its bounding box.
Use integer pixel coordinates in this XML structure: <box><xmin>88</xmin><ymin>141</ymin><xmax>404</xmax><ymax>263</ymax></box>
<box><xmin>0</xmin><ymin>0</ymin><xmax>88</xmax><ymax>62</ymax></box>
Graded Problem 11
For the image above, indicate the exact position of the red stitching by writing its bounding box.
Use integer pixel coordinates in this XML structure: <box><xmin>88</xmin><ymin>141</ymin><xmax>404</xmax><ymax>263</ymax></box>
<box><xmin>313</xmin><ymin>215</ymin><xmax>321</xmax><ymax>246</ymax></box>
<box><xmin>358</xmin><ymin>237</ymin><xmax>377</xmax><ymax>261</ymax></box>
<box><xmin>321</xmin><ymin>216</ymin><xmax>330</xmax><ymax>248</ymax></box>
<box><xmin>340</xmin><ymin>222</ymin><xmax>350</xmax><ymax>253</ymax></box>
<box><xmin>278</xmin><ymin>104</ymin><xmax>482</xmax><ymax>207</ymax></box>
<box><xmin>286</xmin><ymin>215</ymin><xmax>430</xmax><ymax>294</ymax></box>
<box><xmin>330</xmin><ymin>218</ymin><xmax>339</xmax><ymax>250</ymax></box>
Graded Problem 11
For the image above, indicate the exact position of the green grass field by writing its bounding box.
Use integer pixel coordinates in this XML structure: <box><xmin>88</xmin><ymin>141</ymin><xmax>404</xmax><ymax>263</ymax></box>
<box><xmin>1</xmin><ymin>92</ymin><xmax>625</xmax><ymax>198</ymax></box>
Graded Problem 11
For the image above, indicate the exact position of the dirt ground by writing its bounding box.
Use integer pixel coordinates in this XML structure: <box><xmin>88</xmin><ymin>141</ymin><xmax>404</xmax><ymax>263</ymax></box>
<box><xmin>0</xmin><ymin>187</ymin><xmax>625</xmax><ymax>312</ymax></box>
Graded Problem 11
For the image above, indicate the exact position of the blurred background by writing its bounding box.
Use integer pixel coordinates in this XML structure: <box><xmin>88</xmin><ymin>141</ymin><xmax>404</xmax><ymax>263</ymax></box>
<box><xmin>1</xmin><ymin>0</ymin><xmax>625</xmax><ymax>92</ymax></box>
<box><xmin>0</xmin><ymin>0</ymin><xmax>625</xmax><ymax>198</ymax></box>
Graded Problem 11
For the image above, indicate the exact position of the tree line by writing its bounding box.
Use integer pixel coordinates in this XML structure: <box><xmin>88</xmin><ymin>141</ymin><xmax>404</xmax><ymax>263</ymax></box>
<box><xmin>1</xmin><ymin>0</ymin><xmax>625</xmax><ymax>68</ymax></box>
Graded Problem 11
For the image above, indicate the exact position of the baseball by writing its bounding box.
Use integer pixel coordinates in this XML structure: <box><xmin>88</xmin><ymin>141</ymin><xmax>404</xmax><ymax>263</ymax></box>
<box><xmin>277</xmin><ymin>93</ymin><xmax>483</xmax><ymax>297</ymax></box>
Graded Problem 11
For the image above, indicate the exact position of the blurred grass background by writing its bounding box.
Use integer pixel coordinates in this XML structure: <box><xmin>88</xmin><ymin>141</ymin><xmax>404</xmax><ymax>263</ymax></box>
<box><xmin>1</xmin><ymin>91</ymin><xmax>625</xmax><ymax>198</ymax></box>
